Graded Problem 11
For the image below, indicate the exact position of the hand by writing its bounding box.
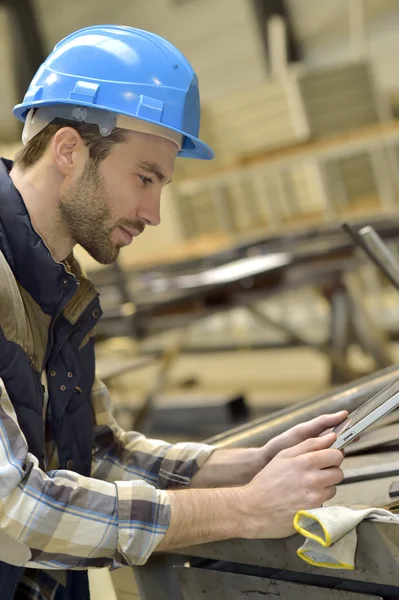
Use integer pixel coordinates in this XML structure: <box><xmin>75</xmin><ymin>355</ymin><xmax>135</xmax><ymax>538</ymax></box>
<box><xmin>240</xmin><ymin>433</ymin><xmax>344</xmax><ymax>539</ymax></box>
<box><xmin>260</xmin><ymin>411</ymin><xmax>348</xmax><ymax>465</ymax></box>
<box><xmin>191</xmin><ymin>412</ymin><xmax>348</xmax><ymax>490</ymax></box>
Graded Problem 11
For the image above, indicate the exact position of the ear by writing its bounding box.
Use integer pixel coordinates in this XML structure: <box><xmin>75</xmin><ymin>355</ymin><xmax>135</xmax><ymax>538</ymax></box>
<box><xmin>50</xmin><ymin>127</ymin><xmax>88</xmax><ymax>177</ymax></box>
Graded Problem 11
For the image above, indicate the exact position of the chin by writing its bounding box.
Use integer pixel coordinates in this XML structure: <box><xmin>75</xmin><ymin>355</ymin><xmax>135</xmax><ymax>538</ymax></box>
<box><xmin>84</xmin><ymin>244</ymin><xmax>121</xmax><ymax>266</ymax></box>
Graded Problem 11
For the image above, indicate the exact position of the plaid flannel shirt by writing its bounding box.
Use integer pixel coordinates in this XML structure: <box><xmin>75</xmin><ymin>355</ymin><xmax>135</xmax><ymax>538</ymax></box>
<box><xmin>0</xmin><ymin>375</ymin><xmax>214</xmax><ymax>599</ymax></box>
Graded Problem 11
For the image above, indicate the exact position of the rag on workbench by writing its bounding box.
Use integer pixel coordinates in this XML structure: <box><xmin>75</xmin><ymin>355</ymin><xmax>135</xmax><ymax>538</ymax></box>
<box><xmin>294</xmin><ymin>505</ymin><xmax>399</xmax><ymax>569</ymax></box>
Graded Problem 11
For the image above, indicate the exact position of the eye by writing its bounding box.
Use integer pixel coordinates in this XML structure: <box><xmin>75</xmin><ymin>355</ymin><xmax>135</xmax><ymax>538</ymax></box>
<box><xmin>139</xmin><ymin>175</ymin><xmax>153</xmax><ymax>186</ymax></box>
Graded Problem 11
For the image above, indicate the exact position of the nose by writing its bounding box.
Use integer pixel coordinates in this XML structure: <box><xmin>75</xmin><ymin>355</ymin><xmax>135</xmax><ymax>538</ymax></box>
<box><xmin>137</xmin><ymin>191</ymin><xmax>161</xmax><ymax>227</ymax></box>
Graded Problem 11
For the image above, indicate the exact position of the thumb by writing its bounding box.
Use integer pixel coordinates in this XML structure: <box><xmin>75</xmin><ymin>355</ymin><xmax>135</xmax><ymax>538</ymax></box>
<box><xmin>303</xmin><ymin>411</ymin><xmax>348</xmax><ymax>438</ymax></box>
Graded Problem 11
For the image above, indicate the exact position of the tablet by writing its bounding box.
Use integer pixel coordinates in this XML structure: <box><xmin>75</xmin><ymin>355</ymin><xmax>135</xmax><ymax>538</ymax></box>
<box><xmin>331</xmin><ymin>377</ymin><xmax>399</xmax><ymax>449</ymax></box>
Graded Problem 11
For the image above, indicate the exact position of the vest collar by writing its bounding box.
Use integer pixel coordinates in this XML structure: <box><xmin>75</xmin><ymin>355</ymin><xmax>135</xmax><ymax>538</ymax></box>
<box><xmin>0</xmin><ymin>158</ymin><xmax>97</xmax><ymax>319</ymax></box>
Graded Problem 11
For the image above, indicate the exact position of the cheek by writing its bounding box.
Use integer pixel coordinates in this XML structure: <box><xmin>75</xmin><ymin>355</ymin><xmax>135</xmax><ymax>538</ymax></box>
<box><xmin>99</xmin><ymin>167</ymin><xmax>133</xmax><ymax>210</ymax></box>
<box><xmin>114</xmin><ymin>180</ymin><xmax>141</xmax><ymax>215</ymax></box>
<box><xmin>102</xmin><ymin>186</ymin><xmax>128</xmax><ymax>219</ymax></box>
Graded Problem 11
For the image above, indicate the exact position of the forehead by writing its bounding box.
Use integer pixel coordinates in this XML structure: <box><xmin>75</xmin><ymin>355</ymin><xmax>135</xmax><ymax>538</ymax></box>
<box><xmin>114</xmin><ymin>130</ymin><xmax>178</xmax><ymax>174</ymax></box>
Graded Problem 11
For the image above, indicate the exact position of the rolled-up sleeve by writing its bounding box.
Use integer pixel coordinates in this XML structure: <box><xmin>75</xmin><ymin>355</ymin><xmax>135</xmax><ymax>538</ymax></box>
<box><xmin>91</xmin><ymin>376</ymin><xmax>216</xmax><ymax>489</ymax></box>
<box><xmin>0</xmin><ymin>384</ymin><xmax>170</xmax><ymax>569</ymax></box>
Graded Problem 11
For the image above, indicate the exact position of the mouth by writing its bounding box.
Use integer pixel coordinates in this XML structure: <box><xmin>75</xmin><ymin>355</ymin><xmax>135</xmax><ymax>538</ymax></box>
<box><xmin>115</xmin><ymin>224</ymin><xmax>144</xmax><ymax>247</ymax></box>
<box><xmin>120</xmin><ymin>225</ymin><xmax>141</xmax><ymax>238</ymax></box>
<box><xmin>118</xmin><ymin>226</ymin><xmax>135</xmax><ymax>246</ymax></box>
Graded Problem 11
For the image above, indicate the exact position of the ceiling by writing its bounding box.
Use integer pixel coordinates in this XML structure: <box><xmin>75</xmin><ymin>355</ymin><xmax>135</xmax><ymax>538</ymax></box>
<box><xmin>286</xmin><ymin>0</ymin><xmax>399</xmax><ymax>45</ymax></box>
<box><xmin>2</xmin><ymin>0</ymin><xmax>399</xmax><ymax>146</ymax></box>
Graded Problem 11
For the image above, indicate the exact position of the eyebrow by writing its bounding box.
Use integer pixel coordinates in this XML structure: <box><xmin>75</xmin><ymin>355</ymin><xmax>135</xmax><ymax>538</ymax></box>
<box><xmin>137</xmin><ymin>161</ymin><xmax>172</xmax><ymax>184</ymax></box>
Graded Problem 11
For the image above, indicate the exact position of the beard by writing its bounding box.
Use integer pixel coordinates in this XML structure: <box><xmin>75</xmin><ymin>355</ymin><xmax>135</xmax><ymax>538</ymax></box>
<box><xmin>59</xmin><ymin>158</ymin><xmax>143</xmax><ymax>265</ymax></box>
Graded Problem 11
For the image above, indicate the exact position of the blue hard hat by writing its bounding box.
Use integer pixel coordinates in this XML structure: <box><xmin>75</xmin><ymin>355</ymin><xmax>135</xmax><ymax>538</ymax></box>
<box><xmin>13</xmin><ymin>25</ymin><xmax>214</xmax><ymax>160</ymax></box>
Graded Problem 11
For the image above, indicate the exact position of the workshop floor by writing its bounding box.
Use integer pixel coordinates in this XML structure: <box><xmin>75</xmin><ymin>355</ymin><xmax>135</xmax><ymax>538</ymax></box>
<box><xmin>90</xmin><ymin>343</ymin><xmax>399</xmax><ymax>599</ymax></box>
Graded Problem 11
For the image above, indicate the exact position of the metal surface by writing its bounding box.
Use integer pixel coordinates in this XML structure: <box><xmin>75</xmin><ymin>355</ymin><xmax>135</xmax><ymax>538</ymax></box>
<box><xmin>344</xmin><ymin>271</ymin><xmax>394</xmax><ymax>369</ymax></box>
<box><xmin>109</xmin><ymin>215</ymin><xmax>399</xmax><ymax>276</ymax></box>
<box><xmin>343</xmin><ymin>222</ymin><xmax>399</xmax><ymax>291</ymax></box>
<box><xmin>343</xmin><ymin>461</ymin><xmax>399</xmax><ymax>484</ymax></box>
<box><xmin>134</xmin><ymin>554</ymin><xmax>185</xmax><ymax>600</ymax></box>
<box><xmin>107</xmin><ymin>260</ymin><xmax>391</xmax><ymax>437</ymax></box>
<box><xmin>176</xmin><ymin>567</ymin><xmax>382</xmax><ymax>600</ymax></box>
<box><xmin>92</xmin><ymin>217</ymin><xmax>399</xmax><ymax>345</ymax></box>
<box><xmin>169</xmin><ymin>450</ymin><xmax>399</xmax><ymax>588</ymax></box>
<box><xmin>137</xmin><ymin>405</ymin><xmax>399</xmax><ymax>598</ymax></box>
<box><xmin>248</xmin><ymin>302</ymin><xmax>359</xmax><ymax>380</ymax></box>
<box><xmin>205</xmin><ymin>364</ymin><xmax>399</xmax><ymax>448</ymax></box>
<box><xmin>171</xmin><ymin>521</ymin><xmax>399</xmax><ymax>588</ymax></box>
<box><xmin>129</xmin><ymin>258</ymin><xmax>360</xmax><ymax>339</ymax></box>
<box><xmin>359</xmin><ymin>225</ymin><xmax>399</xmax><ymax>289</ymax></box>
<box><xmin>327</xmin><ymin>280</ymin><xmax>352</xmax><ymax>384</ymax></box>
<box><xmin>345</xmin><ymin>421</ymin><xmax>399</xmax><ymax>456</ymax></box>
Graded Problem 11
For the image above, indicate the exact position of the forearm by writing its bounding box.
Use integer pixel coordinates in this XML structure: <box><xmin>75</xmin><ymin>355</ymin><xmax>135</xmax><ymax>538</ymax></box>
<box><xmin>92</xmin><ymin>377</ymin><xmax>215</xmax><ymax>489</ymax></box>
<box><xmin>191</xmin><ymin>448</ymin><xmax>265</xmax><ymax>488</ymax></box>
<box><xmin>157</xmin><ymin>486</ymin><xmax>247</xmax><ymax>551</ymax></box>
<box><xmin>1</xmin><ymin>454</ymin><xmax>170</xmax><ymax>569</ymax></box>
<box><xmin>0</xmin><ymin>385</ymin><xmax>170</xmax><ymax>568</ymax></box>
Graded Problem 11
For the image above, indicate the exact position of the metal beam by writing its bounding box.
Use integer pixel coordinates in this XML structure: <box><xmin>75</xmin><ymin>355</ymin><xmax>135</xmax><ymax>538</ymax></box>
<box><xmin>204</xmin><ymin>364</ymin><xmax>399</xmax><ymax>448</ymax></box>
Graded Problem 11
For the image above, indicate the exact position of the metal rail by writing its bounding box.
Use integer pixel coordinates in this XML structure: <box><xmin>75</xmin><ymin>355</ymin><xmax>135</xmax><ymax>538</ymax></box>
<box><xmin>205</xmin><ymin>364</ymin><xmax>399</xmax><ymax>448</ymax></box>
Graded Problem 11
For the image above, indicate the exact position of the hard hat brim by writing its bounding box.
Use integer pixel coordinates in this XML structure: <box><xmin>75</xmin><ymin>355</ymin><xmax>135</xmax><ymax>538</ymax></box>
<box><xmin>13</xmin><ymin>99</ymin><xmax>214</xmax><ymax>161</ymax></box>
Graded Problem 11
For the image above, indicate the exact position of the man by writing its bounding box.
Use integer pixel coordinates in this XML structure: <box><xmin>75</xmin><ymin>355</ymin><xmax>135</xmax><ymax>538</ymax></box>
<box><xmin>0</xmin><ymin>25</ymin><xmax>346</xmax><ymax>599</ymax></box>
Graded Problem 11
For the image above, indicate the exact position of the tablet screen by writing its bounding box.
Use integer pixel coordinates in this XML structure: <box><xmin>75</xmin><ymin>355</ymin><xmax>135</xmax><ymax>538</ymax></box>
<box><xmin>333</xmin><ymin>377</ymin><xmax>399</xmax><ymax>436</ymax></box>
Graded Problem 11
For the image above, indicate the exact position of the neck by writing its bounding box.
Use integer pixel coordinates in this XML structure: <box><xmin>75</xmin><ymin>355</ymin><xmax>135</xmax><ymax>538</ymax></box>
<box><xmin>10</xmin><ymin>160</ymin><xmax>74</xmax><ymax>262</ymax></box>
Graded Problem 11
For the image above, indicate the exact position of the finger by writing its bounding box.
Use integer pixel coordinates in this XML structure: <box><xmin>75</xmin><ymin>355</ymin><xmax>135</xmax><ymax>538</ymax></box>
<box><xmin>318</xmin><ymin>466</ymin><xmax>344</xmax><ymax>487</ymax></box>
<box><xmin>310</xmin><ymin>448</ymin><xmax>345</xmax><ymax>470</ymax></box>
<box><xmin>291</xmin><ymin>412</ymin><xmax>348</xmax><ymax>441</ymax></box>
<box><xmin>285</xmin><ymin>433</ymin><xmax>337</xmax><ymax>457</ymax></box>
<box><xmin>305</xmin><ymin>412</ymin><xmax>348</xmax><ymax>435</ymax></box>
<box><xmin>323</xmin><ymin>485</ymin><xmax>338</xmax><ymax>503</ymax></box>
<box><xmin>319</xmin><ymin>427</ymin><xmax>334</xmax><ymax>437</ymax></box>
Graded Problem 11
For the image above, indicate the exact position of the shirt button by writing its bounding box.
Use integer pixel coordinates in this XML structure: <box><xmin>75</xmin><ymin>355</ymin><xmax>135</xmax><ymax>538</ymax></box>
<box><xmin>50</xmin><ymin>370</ymin><xmax>56</xmax><ymax>377</ymax></box>
<box><xmin>60</xmin><ymin>385</ymin><xmax>66</xmax><ymax>391</ymax></box>
<box><xmin>67</xmin><ymin>372</ymin><xmax>74</xmax><ymax>378</ymax></box>
<box><xmin>61</xmin><ymin>278</ymin><xmax>70</xmax><ymax>288</ymax></box>
<box><xmin>66</xmin><ymin>459</ymin><xmax>74</xmax><ymax>470</ymax></box>
<box><xmin>92</xmin><ymin>308</ymin><xmax>100</xmax><ymax>319</ymax></box>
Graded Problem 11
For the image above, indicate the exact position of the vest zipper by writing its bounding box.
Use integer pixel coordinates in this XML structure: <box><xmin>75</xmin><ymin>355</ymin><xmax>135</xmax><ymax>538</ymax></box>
<box><xmin>47</xmin><ymin>317</ymin><xmax>85</xmax><ymax>373</ymax></box>
<box><xmin>47</xmin><ymin>289</ymin><xmax>100</xmax><ymax>375</ymax></box>
<box><xmin>46</xmin><ymin>281</ymin><xmax>80</xmax><ymax>372</ymax></box>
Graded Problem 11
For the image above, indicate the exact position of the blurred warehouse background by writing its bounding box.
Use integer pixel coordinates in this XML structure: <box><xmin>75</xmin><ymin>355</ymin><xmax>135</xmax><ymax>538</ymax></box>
<box><xmin>3</xmin><ymin>2</ymin><xmax>399</xmax><ymax>595</ymax></box>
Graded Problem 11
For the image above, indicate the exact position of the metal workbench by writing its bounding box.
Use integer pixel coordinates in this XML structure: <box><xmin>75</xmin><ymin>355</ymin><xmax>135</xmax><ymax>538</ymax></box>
<box><xmin>132</xmin><ymin>366</ymin><xmax>399</xmax><ymax>599</ymax></box>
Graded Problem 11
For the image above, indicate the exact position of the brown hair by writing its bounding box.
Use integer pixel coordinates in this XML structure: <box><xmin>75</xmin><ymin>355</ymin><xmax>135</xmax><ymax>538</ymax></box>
<box><xmin>14</xmin><ymin>119</ymin><xmax>129</xmax><ymax>170</ymax></box>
